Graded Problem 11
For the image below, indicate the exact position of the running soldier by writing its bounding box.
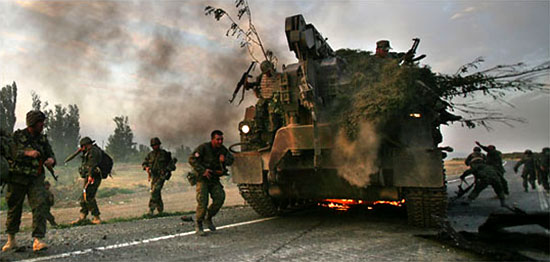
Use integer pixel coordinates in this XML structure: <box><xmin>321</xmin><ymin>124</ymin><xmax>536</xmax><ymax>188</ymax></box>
<box><xmin>189</xmin><ymin>130</ymin><xmax>234</xmax><ymax>236</ymax></box>
<box><xmin>460</xmin><ymin>158</ymin><xmax>507</xmax><ymax>207</ymax></box>
<box><xmin>514</xmin><ymin>149</ymin><xmax>537</xmax><ymax>192</ymax></box>
<box><xmin>44</xmin><ymin>181</ymin><xmax>57</xmax><ymax>226</ymax></box>
<box><xmin>537</xmin><ymin>147</ymin><xmax>550</xmax><ymax>191</ymax></box>
<box><xmin>476</xmin><ymin>141</ymin><xmax>509</xmax><ymax>195</ymax></box>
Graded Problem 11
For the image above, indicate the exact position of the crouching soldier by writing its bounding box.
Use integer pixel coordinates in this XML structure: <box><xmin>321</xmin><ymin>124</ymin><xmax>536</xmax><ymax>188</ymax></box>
<box><xmin>71</xmin><ymin>137</ymin><xmax>103</xmax><ymax>225</ymax></box>
<box><xmin>142</xmin><ymin>137</ymin><xmax>176</xmax><ymax>216</ymax></box>
<box><xmin>189</xmin><ymin>130</ymin><xmax>234</xmax><ymax>236</ymax></box>
<box><xmin>3</xmin><ymin>110</ymin><xmax>55</xmax><ymax>252</ymax></box>
<box><xmin>460</xmin><ymin>158</ymin><xmax>507</xmax><ymax>207</ymax></box>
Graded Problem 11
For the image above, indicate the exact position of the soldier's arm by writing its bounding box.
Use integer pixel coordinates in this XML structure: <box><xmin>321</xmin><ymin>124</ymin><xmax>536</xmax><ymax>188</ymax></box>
<box><xmin>224</xmin><ymin>148</ymin><xmax>234</xmax><ymax>166</ymax></box>
<box><xmin>85</xmin><ymin>148</ymin><xmax>102</xmax><ymax>177</ymax></box>
<box><xmin>513</xmin><ymin>160</ymin><xmax>523</xmax><ymax>173</ymax></box>
<box><xmin>460</xmin><ymin>169</ymin><xmax>473</xmax><ymax>180</ymax></box>
<box><xmin>189</xmin><ymin>145</ymin><xmax>207</xmax><ymax>175</ymax></box>
<box><xmin>142</xmin><ymin>153</ymin><xmax>151</xmax><ymax>170</ymax></box>
<box><xmin>465</xmin><ymin>155</ymin><xmax>472</xmax><ymax>166</ymax></box>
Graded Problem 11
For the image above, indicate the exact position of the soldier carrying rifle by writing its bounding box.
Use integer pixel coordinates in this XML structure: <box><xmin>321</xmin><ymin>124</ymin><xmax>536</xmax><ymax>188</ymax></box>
<box><xmin>3</xmin><ymin>110</ymin><xmax>55</xmax><ymax>252</ymax></box>
<box><xmin>142</xmin><ymin>137</ymin><xmax>176</xmax><ymax>216</ymax></box>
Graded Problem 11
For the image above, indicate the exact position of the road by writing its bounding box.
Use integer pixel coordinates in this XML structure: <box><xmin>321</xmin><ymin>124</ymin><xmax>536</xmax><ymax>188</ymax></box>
<box><xmin>1</xmin><ymin>161</ymin><xmax>548</xmax><ymax>262</ymax></box>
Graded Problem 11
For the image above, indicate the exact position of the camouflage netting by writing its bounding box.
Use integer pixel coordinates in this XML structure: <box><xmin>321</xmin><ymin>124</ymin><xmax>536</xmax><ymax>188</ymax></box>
<box><xmin>329</xmin><ymin>49</ymin><xmax>440</xmax><ymax>139</ymax></box>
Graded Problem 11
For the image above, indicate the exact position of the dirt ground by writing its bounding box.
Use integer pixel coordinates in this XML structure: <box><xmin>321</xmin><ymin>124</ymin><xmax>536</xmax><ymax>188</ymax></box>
<box><xmin>0</xmin><ymin>160</ymin><xmax>465</xmax><ymax>229</ymax></box>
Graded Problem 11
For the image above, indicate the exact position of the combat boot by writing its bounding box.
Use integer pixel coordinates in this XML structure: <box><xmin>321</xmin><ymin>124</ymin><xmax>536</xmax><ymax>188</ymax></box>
<box><xmin>2</xmin><ymin>234</ymin><xmax>17</xmax><ymax>252</ymax></box>
<box><xmin>195</xmin><ymin>221</ymin><xmax>206</xmax><ymax>236</ymax></box>
<box><xmin>32</xmin><ymin>238</ymin><xmax>48</xmax><ymax>251</ymax></box>
<box><xmin>148</xmin><ymin>208</ymin><xmax>155</xmax><ymax>216</ymax></box>
<box><xmin>71</xmin><ymin>213</ymin><xmax>87</xmax><ymax>225</ymax></box>
<box><xmin>91</xmin><ymin>215</ymin><xmax>102</xmax><ymax>224</ymax></box>
<box><xmin>204</xmin><ymin>217</ymin><xmax>216</xmax><ymax>231</ymax></box>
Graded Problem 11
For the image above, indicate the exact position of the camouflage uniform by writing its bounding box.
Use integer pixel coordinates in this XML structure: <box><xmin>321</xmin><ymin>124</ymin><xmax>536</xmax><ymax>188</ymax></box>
<box><xmin>5</xmin><ymin>128</ymin><xmax>55</xmax><ymax>238</ymax></box>
<box><xmin>44</xmin><ymin>184</ymin><xmax>56</xmax><ymax>226</ymax></box>
<box><xmin>142</xmin><ymin>145</ymin><xmax>173</xmax><ymax>213</ymax></box>
<box><xmin>460</xmin><ymin>163</ymin><xmax>505</xmax><ymax>205</ymax></box>
<box><xmin>478</xmin><ymin>144</ymin><xmax>509</xmax><ymax>195</ymax></box>
<box><xmin>0</xmin><ymin>129</ymin><xmax>13</xmax><ymax>185</ymax></box>
<box><xmin>465</xmin><ymin>150</ymin><xmax>486</xmax><ymax>167</ymax></box>
<box><xmin>514</xmin><ymin>151</ymin><xmax>537</xmax><ymax>192</ymax></box>
<box><xmin>537</xmin><ymin>148</ymin><xmax>549</xmax><ymax>191</ymax></box>
<box><xmin>79</xmin><ymin>144</ymin><xmax>103</xmax><ymax>217</ymax></box>
<box><xmin>189</xmin><ymin>142</ymin><xmax>234</xmax><ymax>227</ymax></box>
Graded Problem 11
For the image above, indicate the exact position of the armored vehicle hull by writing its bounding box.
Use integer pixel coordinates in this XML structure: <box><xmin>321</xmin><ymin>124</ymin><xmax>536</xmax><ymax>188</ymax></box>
<box><xmin>230</xmin><ymin>15</ymin><xmax>448</xmax><ymax>227</ymax></box>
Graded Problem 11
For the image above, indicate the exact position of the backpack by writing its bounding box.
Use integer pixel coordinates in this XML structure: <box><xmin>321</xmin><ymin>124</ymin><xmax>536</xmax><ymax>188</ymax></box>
<box><xmin>164</xmin><ymin>152</ymin><xmax>177</xmax><ymax>180</ymax></box>
<box><xmin>98</xmin><ymin>149</ymin><xmax>113</xmax><ymax>179</ymax></box>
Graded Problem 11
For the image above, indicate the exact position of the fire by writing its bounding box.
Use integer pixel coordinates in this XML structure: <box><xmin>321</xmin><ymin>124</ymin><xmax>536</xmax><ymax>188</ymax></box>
<box><xmin>318</xmin><ymin>198</ymin><xmax>405</xmax><ymax>211</ymax></box>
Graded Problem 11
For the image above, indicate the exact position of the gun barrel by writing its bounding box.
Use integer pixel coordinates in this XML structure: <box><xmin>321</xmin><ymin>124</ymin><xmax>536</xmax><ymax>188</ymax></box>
<box><xmin>64</xmin><ymin>149</ymin><xmax>82</xmax><ymax>163</ymax></box>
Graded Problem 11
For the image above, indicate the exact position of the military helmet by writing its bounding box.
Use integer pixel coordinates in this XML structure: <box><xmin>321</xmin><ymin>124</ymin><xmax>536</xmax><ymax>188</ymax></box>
<box><xmin>26</xmin><ymin>110</ymin><xmax>46</xmax><ymax>127</ymax></box>
<box><xmin>473</xmin><ymin>146</ymin><xmax>481</xmax><ymax>152</ymax></box>
<box><xmin>525</xmin><ymin>149</ymin><xmax>533</xmax><ymax>155</ymax></box>
<box><xmin>488</xmin><ymin>145</ymin><xmax>496</xmax><ymax>150</ymax></box>
<box><xmin>543</xmin><ymin>147</ymin><xmax>550</xmax><ymax>153</ymax></box>
<box><xmin>150</xmin><ymin>137</ymin><xmax>161</xmax><ymax>146</ymax></box>
<box><xmin>260</xmin><ymin>60</ymin><xmax>274</xmax><ymax>74</ymax></box>
<box><xmin>376</xmin><ymin>40</ymin><xmax>392</xmax><ymax>50</ymax></box>
<box><xmin>79</xmin><ymin>137</ymin><xmax>94</xmax><ymax>147</ymax></box>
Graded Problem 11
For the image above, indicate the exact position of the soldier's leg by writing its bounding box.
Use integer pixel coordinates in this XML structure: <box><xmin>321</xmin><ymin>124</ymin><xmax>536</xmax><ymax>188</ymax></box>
<box><xmin>207</xmin><ymin>182</ymin><xmax>225</xmax><ymax>218</ymax></box>
<box><xmin>195</xmin><ymin>180</ymin><xmax>209</xmax><ymax>223</ymax></box>
<box><xmin>542</xmin><ymin>170</ymin><xmax>550</xmax><ymax>191</ymax></box>
<box><xmin>27</xmin><ymin>179</ymin><xmax>48</xmax><ymax>238</ymax></box>
<box><xmin>498</xmin><ymin>172</ymin><xmax>509</xmax><ymax>195</ymax></box>
<box><xmin>79</xmin><ymin>179</ymin><xmax>89</xmax><ymax>216</ymax></box>
<box><xmin>148</xmin><ymin>177</ymin><xmax>158</xmax><ymax>213</ymax></box>
<box><xmin>522</xmin><ymin>173</ymin><xmax>528</xmax><ymax>192</ymax></box>
<box><xmin>86</xmin><ymin>179</ymin><xmax>101</xmax><ymax>216</ymax></box>
<box><xmin>5</xmin><ymin>183</ymin><xmax>27</xmax><ymax>235</ymax></box>
<box><xmin>45</xmin><ymin>211</ymin><xmax>57</xmax><ymax>226</ymax></box>
<box><xmin>528</xmin><ymin>171</ymin><xmax>536</xmax><ymax>189</ymax></box>
<box><xmin>468</xmin><ymin>181</ymin><xmax>488</xmax><ymax>201</ymax></box>
<box><xmin>153</xmin><ymin>178</ymin><xmax>165</xmax><ymax>213</ymax></box>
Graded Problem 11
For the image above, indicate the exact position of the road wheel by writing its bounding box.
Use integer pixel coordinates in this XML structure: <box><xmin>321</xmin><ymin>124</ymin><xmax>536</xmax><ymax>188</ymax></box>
<box><xmin>238</xmin><ymin>184</ymin><xmax>282</xmax><ymax>217</ymax></box>
<box><xmin>404</xmin><ymin>187</ymin><xmax>447</xmax><ymax>227</ymax></box>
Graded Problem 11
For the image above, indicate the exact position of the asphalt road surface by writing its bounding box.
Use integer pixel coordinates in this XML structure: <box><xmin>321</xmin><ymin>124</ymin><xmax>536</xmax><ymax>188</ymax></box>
<box><xmin>1</xmin><ymin>160</ymin><xmax>548</xmax><ymax>262</ymax></box>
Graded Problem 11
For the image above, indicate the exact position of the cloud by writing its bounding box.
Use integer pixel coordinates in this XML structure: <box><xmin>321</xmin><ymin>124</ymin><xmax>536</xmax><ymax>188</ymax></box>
<box><xmin>450</xmin><ymin>6</ymin><xmax>477</xmax><ymax>20</ymax></box>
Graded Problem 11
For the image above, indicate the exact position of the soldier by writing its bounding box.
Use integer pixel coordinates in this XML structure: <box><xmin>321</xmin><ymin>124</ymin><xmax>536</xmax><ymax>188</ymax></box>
<box><xmin>465</xmin><ymin>147</ymin><xmax>486</xmax><ymax>167</ymax></box>
<box><xmin>3</xmin><ymin>110</ymin><xmax>55</xmax><ymax>252</ymax></box>
<box><xmin>189</xmin><ymin>130</ymin><xmax>234</xmax><ymax>236</ymax></box>
<box><xmin>44</xmin><ymin>181</ymin><xmax>57</xmax><ymax>226</ymax></box>
<box><xmin>475</xmin><ymin>141</ymin><xmax>509</xmax><ymax>195</ymax></box>
<box><xmin>375</xmin><ymin>40</ymin><xmax>392</xmax><ymax>58</ymax></box>
<box><xmin>142</xmin><ymin>137</ymin><xmax>175</xmax><ymax>216</ymax></box>
<box><xmin>71</xmin><ymin>137</ymin><xmax>103</xmax><ymax>225</ymax></box>
<box><xmin>514</xmin><ymin>149</ymin><xmax>537</xmax><ymax>192</ymax></box>
<box><xmin>537</xmin><ymin>147</ymin><xmax>550</xmax><ymax>191</ymax></box>
<box><xmin>460</xmin><ymin>158</ymin><xmax>507</xmax><ymax>207</ymax></box>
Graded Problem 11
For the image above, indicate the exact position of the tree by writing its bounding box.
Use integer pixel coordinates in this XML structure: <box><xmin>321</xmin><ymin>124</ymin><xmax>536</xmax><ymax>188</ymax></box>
<box><xmin>29</xmin><ymin>91</ymin><xmax>81</xmax><ymax>159</ymax></box>
<box><xmin>175</xmin><ymin>145</ymin><xmax>193</xmax><ymax>163</ymax></box>
<box><xmin>0</xmin><ymin>82</ymin><xmax>17</xmax><ymax>133</ymax></box>
<box><xmin>105</xmin><ymin>116</ymin><xmax>137</xmax><ymax>162</ymax></box>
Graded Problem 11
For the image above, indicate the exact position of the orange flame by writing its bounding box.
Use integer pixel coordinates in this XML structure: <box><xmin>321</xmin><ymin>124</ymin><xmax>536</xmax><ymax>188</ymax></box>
<box><xmin>318</xmin><ymin>198</ymin><xmax>406</xmax><ymax>211</ymax></box>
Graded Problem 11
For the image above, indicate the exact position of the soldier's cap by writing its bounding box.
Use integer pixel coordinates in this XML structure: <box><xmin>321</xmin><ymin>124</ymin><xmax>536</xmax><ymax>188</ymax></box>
<box><xmin>473</xmin><ymin>147</ymin><xmax>481</xmax><ymax>152</ymax></box>
<box><xmin>260</xmin><ymin>60</ymin><xmax>274</xmax><ymax>74</ymax></box>
<box><xmin>150</xmin><ymin>137</ymin><xmax>161</xmax><ymax>146</ymax></box>
<box><xmin>488</xmin><ymin>145</ymin><xmax>496</xmax><ymax>150</ymax></box>
<box><xmin>26</xmin><ymin>110</ymin><xmax>46</xmax><ymax>127</ymax></box>
<box><xmin>376</xmin><ymin>40</ymin><xmax>392</xmax><ymax>50</ymax></box>
<box><xmin>525</xmin><ymin>149</ymin><xmax>533</xmax><ymax>155</ymax></box>
<box><xmin>79</xmin><ymin>137</ymin><xmax>95</xmax><ymax>147</ymax></box>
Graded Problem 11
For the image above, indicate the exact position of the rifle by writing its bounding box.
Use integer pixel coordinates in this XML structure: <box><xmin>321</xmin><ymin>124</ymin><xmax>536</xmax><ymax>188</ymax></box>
<box><xmin>401</xmin><ymin>38</ymin><xmax>426</xmax><ymax>65</ymax></box>
<box><xmin>64</xmin><ymin>148</ymin><xmax>83</xmax><ymax>163</ymax></box>
<box><xmin>229</xmin><ymin>61</ymin><xmax>256</xmax><ymax>105</ymax></box>
<box><xmin>46</xmin><ymin>165</ymin><xmax>58</xmax><ymax>181</ymax></box>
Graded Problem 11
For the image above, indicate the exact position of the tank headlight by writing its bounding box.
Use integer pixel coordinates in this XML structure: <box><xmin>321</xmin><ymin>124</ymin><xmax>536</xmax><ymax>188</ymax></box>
<box><xmin>241</xmin><ymin>124</ymin><xmax>250</xmax><ymax>134</ymax></box>
<box><xmin>409</xmin><ymin>113</ymin><xmax>422</xmax><ymax>118</ymax></box>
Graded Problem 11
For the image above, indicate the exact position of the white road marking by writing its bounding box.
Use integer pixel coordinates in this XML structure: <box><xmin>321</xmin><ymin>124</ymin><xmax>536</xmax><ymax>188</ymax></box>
<box><xmin>536</xmin><ymin>183</ymin><xmax>550</xmax><ymax>211</ymax></box>
<box><xmin>18</xmin><ymin>217</ymin><xmax>278</xmax><ymax>262</ymax></box>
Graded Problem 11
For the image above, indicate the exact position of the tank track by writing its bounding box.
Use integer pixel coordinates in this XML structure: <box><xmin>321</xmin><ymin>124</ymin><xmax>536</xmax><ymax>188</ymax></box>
<box><xmin>238</xmin><ymin>184</ymin><xmax>281</xmax><ymax>217</ymax></box>
<box><xmin>404</xmin><ymin>187</ymin><xmax>447</xmax><ymax>228</ymax></box>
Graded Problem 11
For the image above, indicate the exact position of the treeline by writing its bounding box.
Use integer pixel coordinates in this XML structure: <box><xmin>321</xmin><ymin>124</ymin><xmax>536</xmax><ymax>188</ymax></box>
<box><xmin>0</xmin><ymin>82</ymin><xmax>192</xmax><ymax>164</ymax></box>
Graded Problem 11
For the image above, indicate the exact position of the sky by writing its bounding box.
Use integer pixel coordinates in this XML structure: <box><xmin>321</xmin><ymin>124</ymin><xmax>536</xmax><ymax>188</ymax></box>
<box><xmin>0</xmin><ymin>0</ymin><xmax>549</xmax><ymax>157</ymax></box>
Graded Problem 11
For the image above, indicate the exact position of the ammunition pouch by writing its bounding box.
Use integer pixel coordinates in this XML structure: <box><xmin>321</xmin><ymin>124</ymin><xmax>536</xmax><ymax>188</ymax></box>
<box><xmin>186</xmin><ymin>172</ymin><xmax>197</xmax><ymax>186</ymax></box>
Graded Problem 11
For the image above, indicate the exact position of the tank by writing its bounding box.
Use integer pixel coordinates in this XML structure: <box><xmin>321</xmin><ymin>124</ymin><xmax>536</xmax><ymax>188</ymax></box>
<box><xmin>229</xmin><ymin>14</ymin><xmax>449</xmax><ymax>227</ymax></box>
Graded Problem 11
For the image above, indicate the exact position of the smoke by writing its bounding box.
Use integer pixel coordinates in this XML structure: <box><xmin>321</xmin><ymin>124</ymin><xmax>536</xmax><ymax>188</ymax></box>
<box><xmin>332</xmin><ymin>121</ymin><xmax>380</xmax><ymax>187</ymax></box>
